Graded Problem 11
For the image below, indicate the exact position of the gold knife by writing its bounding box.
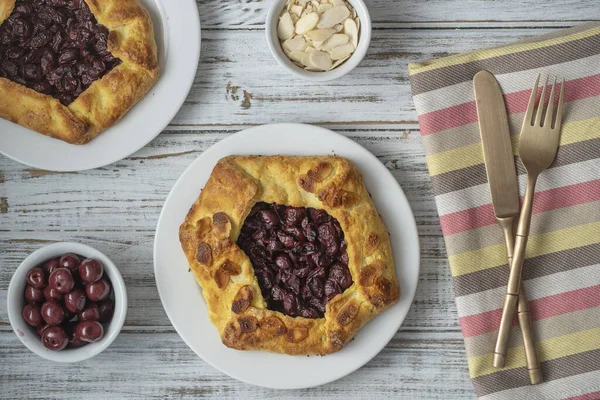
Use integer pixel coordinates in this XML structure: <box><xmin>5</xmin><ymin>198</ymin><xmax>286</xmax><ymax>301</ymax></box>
<box><xmin>474</xmin><ymin>71</ymin><xmax>542</xmax><ymax>384</ymax></box>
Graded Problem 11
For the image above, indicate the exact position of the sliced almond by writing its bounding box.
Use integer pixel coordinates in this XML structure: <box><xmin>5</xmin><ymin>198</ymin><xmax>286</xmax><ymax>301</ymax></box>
<box><xmin>311</xmin><ymin>40</ymin><xmax>325</xmax><ymax>50</ymax></box>
<box><xmin>333</xmin><ymin>23</ymin><xmax>343</xmax><ymax>32</ymax></box>
<box><xmin>330</xmin><ymin>55</ymin><xmax>350</xmax><ymax>70</ymax></box>
<box><xmin>321</xmin><ymin>33</ymin><xmax>349</xmax><ymax>51</ymax></box>
<box><xmin>355</xmin><ymin>17</ymin><xmax>360</xmax><ymax>30</ymax></box>
<box><xmin>331</xmin><ymin>0</ymin><xmax>345</xmax><ymax>6</ymax></box>
<box><xmin>288</xmin><ymin>51</ymin><xmax>306</xmax><ymax>62</ymax></box>
<box><xmin>329</xmin><ymin>42</ymin><xmax>354</xmax><ymax>60</ymax></box>
<box><xmin>303</xmin><ymin>4</ymin><xmax>314</xmax><ymax>15</ymax></box>
<box><xmin>278</xmin><ymin>12</ymin><xmax>295</xmax><ymax>40</ymax></box>
<box><xmin>290</xmin><ymin>13</ymin><xmax>299</xmax><ymax>23</ymax></box>
<box><xmin>311</xmin><ymin>0</ymin><xmax>320</xmax><ymax>8</ymax></box>
<box><xmin>318</xmin><ymin>3</ymin><xmax>333</xmax><ymax>13</ymax></box>
<box><xmin>300</xmin><ymin>52</ymin><xmax>313</xmax><ymax>67</ymax></box>
<box><xmin>295</xmin><ymin>12</ymin><xmax>319</xmax><ymax>34</ymax></box>
<box><xmin>304</xmin><ymin>46</ymin><xmax>316</xmax><ymax>53</ymax></box>
<box><xmin>290</xmin><ymin>4</ymin><xmax>304</xmax><ymax>16</ymax></box>
<box><xmin>305</xmin><ymin>66</ymin><xmax>321</xmax><ymax>71</ymax></box>
<box><xmin>317</xmin><ymin>5</ymin><xmax>350</xmax><ymax>29</ymax></box>
<box><xmin>283</xmin><ymin>36</ymin><xmax>307</xmax><ymax>52</ymax></box>
<box><xmin>343</xmin><ymin>18</ymin><xmax>358</xmax><ymax>48</ymax></box>
<box><xmin>309</xmin><ymin>50</ymin><xmax>332</xmax><ymax>70</ymax></box>
<box><xmin>306</xmin><ymin>28</ymin><xmax>336</xmax><ymax>42</ymax></box>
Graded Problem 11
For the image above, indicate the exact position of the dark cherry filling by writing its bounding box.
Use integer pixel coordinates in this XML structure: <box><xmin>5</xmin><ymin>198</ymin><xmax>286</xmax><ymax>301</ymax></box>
<box><xmin>237</xmin><ymin>202</ymin><xmax>353</xmax><ymax>319</ymax></box>
<box><xmin>0</xmin><ymin>0</ymin><xmax>121</xmax><ymax>105</ymax></box>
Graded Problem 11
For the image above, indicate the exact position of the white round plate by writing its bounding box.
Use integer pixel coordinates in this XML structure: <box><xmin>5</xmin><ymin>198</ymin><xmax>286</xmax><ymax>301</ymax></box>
<box><xmin>154</xmin><ymin>124</ymin><xmax>420</xmax><ymax>389</ymax></box>
<box><xmin>0</xmin><ymin>0</ymin><xmax>200</xmax><ymax>171</ymax></box>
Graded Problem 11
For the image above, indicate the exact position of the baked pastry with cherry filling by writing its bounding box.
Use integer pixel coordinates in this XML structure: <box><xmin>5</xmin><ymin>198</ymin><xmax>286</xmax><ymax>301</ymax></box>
<box><xmin>0</xmin><ymin>0</ymin><xmax>159</xmax><ymax>144</ymax></box>
<box><xmin>179</xmin><ymin>156</ymin><xmax>400</xmax><ymax>355</ymax></box>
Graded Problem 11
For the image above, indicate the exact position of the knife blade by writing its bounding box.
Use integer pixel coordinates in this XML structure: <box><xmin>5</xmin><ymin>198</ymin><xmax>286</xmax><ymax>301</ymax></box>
<box><xmin>474</xmin><ymin>70</ymin><xmax>542</xmax><ymax>384</ymax></box>
<box><xmin>474</xmin><ymin>70</ymin><xmax>519</xmax><ymax>218</ymax></box>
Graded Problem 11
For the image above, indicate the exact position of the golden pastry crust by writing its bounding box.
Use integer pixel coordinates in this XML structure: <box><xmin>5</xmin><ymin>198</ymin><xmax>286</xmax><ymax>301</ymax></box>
<box><xmin>0</xmin><ymin>0</ymin><xmax>159</xmax><ymax>144</ymax></box>
<box><xmin>179</xmin><ymin>156</ymin><xmax>400</xmax><ymax>355</ymax></box>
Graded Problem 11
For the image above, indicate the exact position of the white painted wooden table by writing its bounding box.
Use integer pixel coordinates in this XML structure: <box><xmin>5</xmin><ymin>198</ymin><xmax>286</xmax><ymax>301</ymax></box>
<box><xmin>0</xmin><ymin>1</ymin><xmax>596</xmax><ymax>398</ymax></box>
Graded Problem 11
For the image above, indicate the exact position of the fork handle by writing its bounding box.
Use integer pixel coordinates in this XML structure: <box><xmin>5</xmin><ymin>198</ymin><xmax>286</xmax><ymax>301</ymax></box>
<box><xmin>494</xmin><ymin>176</ymin><xmax>538</xmax><ymax>369</ymax></box>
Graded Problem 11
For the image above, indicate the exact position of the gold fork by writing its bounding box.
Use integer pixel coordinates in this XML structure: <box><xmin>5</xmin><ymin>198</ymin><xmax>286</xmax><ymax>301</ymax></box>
<box><xmin>493</xmin><ymin>75</ymin><xmax>565</xmax><ymax>371</ymax></box>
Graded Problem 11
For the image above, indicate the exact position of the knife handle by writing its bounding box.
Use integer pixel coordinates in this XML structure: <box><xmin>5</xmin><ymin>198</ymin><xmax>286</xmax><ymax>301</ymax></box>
<box><xmin>494</xmin><ymin>216</ymin><xmax>542</xmax><ymax>384</ymax></box>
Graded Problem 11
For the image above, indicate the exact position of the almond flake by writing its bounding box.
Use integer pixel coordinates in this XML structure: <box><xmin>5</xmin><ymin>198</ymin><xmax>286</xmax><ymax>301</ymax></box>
<box><xmin>316</xmin><ymin>5</ymin><xmax>350</xmax><ymax>29</ymax></box>
<box><xmin>318</xmin><ymin>3</ymin><xmax>333</xmax><ymax>13</ymax></box>
<box><xmin>295</xmin><ymin>12</ymin><xmax>319</xmax><ymax>34</ymax></box>
<box><xmin>331</xmin><ymin>0</ymin><xmax>345</xmax><ymax>6</ymax></box>
<box><xmin>278</xmin><ymin>12</ymin><xmax>295</xmax><ymax>40</ymax></box>
<box><xmin>300</xmin><ymin>52</ymin><xmax>313</xmax><ymax>67</ymax></box>
<box><xmin>329</xmin><ymin>41</ymin><xmax>354</xmax><ymax>60</ymax></box>
<box><xmin>290</xmin><ymin>4</ymin><xmax>304</xmax><ymax>16</ymax></box>
<box><xmin>321</xmin><ymin>33</ymin><xmax>349</xmax><ymax>51</ymax></box>
<box><xmin>330</xmin><ymin>54</ymin><xmax>350</xmax><ymax>69</ymax></box>
<box><xmin>291</xmin><ymin>13</ymin><xmax>299</xmax><ymax>23</ymax></box>
<box><xmin>311</xmin><ymin>40</ymin><xmax>325</xmax><ymax>50</ymax></box>
<box><xmin>309</xmin><ymin>50</ymin><xmax>333</xmax><ymax>70</ymax></box>
<box><xmin>288</xmin><ymin>51</ymin><xmax>306</xmax><ymax>62</ymax></box>
<box><xmin>343</xmin><ymin>18</ymin><xmax>358</xmax><ymax>48</ymax></box>
<box><xmin>306</xmin><ymin>28</ymin><xmax>336</xmax><ymax>42</ymax></box>
<box><xmin>333</xmin><ymin>24</ymin><xmax>343</xmax><ymax>32</ymax></box>
<box><xmin>304</xmin><ymin>46</ymin><xmax>316</xmax><ymax>52</ymax></box>
<box><xmin>283</xmin><ymin>36</ymin><xmax>307</xmax><ymax>52</ymax></box>
<box><xmin>305</xmin><ymin>66</ymin><xmax>321</xmax><ymax>71</ymax></box>
<box><xmin>355</xmin><ymin>17</ymin><xmax>360</xmax><ymax>30</ymax></box>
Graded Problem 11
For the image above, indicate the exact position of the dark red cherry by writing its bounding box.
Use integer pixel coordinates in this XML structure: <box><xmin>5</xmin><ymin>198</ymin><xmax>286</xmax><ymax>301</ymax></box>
<box><xmin>85</xmin><ymin>279</ymin><xmax>110</xmax><ymax>301</ymax></box>
<box><xmin>24</xmin><ymin>285</ymin><xmax>45</xmax><ymax>303</ymax></box>
<box><xmin>64</xmin><ymin>288</ymin><xmax>86</xmax><ymax>313</ymax></box>
<box><xmin>43</xmin><ymin>285</ymin><xmax>63</xmax><ymax>302</ymax></box>
<box><xmin>41</xmin><ymin>301</ymin><xmax>65</xmax><ymax>326</ymax></box>
<box><xmin>78</xmin><ymin>258</ymin><xmax>103</xmax><ymax>283</ymax></box>
<box><xmin>98</xmin><ymin>299</ymin><xmax>114</xmax><ymax>323</ymax></box>
<box><xmin>22</xmin><ymin>303</ymin><xmax>43</xmax><ymax>327</ymax></box>
<box><xmin>43</xmin><ymin>258</ymin><xmax>60</xmax><ymax>276</ymax></box>
<box><xmin>48</xmin><ymin>268</ymin><xmax>75</xmax><ymax>294</ymax></box>
<box><xmin>59</xmin><ymin>253</ymin><xmax>80</xmax><ymax>272</ymax></box>
<box><xmin>26</xmin><ymin>267</ymin><xmax>47</xmax><ymax>289</ymax></box>
<box><xmin>75</xmin><ymin>320</ymin><xmax>104</xmax><ymax>343</ymax></box>
<box><xmin>78</xmin><ymin>302</ymin><xmax>100</xmax><ymax>321</ymax></box>
<box><xmin>42</xmin><ymin>326</ymin><xmax>69</xmax><ymax>351</ymax></box>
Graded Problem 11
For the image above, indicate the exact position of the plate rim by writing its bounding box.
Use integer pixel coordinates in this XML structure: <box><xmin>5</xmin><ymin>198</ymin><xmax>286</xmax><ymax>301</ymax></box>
<box><xmin>153</xmin><ymin>123</ymin><xmax>421</xmax><ymax>389</ymax></box>
<box><xmin>0</xmin><ymin>0</ymin><xmax>201</xmax><ymax>171</ymax></box>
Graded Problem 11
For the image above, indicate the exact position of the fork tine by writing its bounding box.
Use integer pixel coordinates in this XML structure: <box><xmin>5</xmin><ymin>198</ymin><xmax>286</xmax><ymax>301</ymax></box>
<box><xmin>524</xmin><ymin>74</ymin><xmax>540</xmax><ymax>127</ymax></box>
<box><xmin>544</xmin><ymin>77</ymin><xmax>557</xmax><ymax>128</ymax></box>
<box><xmin>554</xmin><ymin>79</ymin><xmax>566</xmax><ymax>130</ymax></box>
<box><xmin>535</xmin><ymin>76</ymin><xmax>549</xmax><ymax>126</ymax></box>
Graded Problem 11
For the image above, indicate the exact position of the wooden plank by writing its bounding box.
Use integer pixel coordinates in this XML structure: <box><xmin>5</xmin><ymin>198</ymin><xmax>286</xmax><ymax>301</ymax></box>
<box><xmin>171</xmin><ymin>28</ymin><xmax>565</xmax><ymax>126</ymax></box>
<box><xmin>196</xmin><ymin>0</ymin><xmax>598</xmax><ymax>29</ymax></box>
<box><xmin>0</xmin><ymin>131</ymin><xmax>439</xmax><ymax>232</ymax></box>
<box><xmin>0</xmin><ymin>330</ymin><xmax>474</xmax><ymax>399</ymax></box>
<box><xmin>0</xmin><ymin>220</ymin><xmax>455</xmax><ymax>331</ymax></box>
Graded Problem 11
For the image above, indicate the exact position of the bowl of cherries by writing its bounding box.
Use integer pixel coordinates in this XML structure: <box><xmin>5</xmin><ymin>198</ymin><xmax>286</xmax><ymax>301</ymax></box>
<box><xmin>7</xmin><ymin>242</ymin><xmax>127</xmax><ymax>362</ymax></box>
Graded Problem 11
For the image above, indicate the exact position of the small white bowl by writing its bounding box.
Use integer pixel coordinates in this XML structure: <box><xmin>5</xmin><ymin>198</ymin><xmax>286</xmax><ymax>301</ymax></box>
<box><xmin>266</xmin><ymin>0</ymin><xmax>372</xmax><ymax>81</ymax></box>
<box><xmin>7</xmin><ymin>242</ymin><xmax>127</xmax><ymax>363</ymax></box>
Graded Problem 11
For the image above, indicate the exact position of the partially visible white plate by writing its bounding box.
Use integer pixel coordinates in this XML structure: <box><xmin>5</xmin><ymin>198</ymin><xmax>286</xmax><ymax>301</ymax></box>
<box><xmin>154</xmin><ymin>124</ymin><xmax>420</xmax><ymax>389</ymax></box>
<box><xmin>0</xmin><ymin>0</ymin><xmax>200</xmax><ymax>171</ymax></box>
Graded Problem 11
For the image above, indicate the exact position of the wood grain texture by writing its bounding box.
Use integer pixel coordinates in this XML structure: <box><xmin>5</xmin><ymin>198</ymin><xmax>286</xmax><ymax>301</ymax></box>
<box><xmin>1</xmin><ymin>0</ymin><xmax>596</xmax><ymax>398</ymax></box>
<box><xmin>196</xmin><ymin>0</ymin><xmax>598</xmax><ymax>29</ymax></box>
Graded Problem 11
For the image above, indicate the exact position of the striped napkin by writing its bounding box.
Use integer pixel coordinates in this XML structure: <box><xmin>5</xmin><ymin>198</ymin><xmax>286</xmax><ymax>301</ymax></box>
<box><xmin>408</xmin><ymin>23</ymin><xmax>600</xmax><ymax>400</ymax></box>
